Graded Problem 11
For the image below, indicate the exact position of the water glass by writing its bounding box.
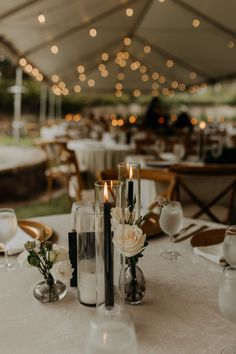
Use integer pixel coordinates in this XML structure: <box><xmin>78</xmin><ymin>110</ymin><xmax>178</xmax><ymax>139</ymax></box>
<box><xmin>159</xmin><ymin>201</ymin><xmax>183</xmax><ymax>260</ymax></box>
<box><xmin>0</xmin><ymin>208</ymin><xmax>17</xmax><ymax>270</ymax></box>
<box><xmin>218</xmin><ymin>266</ymin><xmax>236</xmax><ymax>324</ymax></box>
<box><xmin>75</xmin><ymin>202</ymin><xmax>96</xmax><ymax>307</ymax></box>
<box><xmin>85</xmin><ymin>312</ymin><xmax>138</xmax><ymax>354</ymax></box>
<box><xmin>223</xmin><ymin>225</ymin><xmax>236</xmax><ymax>267</ymax></box>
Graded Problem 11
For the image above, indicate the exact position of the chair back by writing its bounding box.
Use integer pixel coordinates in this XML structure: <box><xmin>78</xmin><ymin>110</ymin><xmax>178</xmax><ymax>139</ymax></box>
<box><xmin>38</xmin><ymin>140</ymin><xmax>83</xmax><ymax>200</ymax></box>
<box><xmin>169</xmin><ymin>163</ymin><xmax>236</xmax><ymax>223</ymax></box>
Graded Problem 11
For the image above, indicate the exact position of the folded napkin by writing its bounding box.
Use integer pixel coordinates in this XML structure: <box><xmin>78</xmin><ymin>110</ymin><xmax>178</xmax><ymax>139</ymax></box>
<box><xmin>193</xmin><ymin>243</ymin><xmax>224</xmax><ymax>264</ymax></box>
<box><xmin>5</xmin><ymin>226</ymin><xmax>33</xmax><ymax>255</ymax></box>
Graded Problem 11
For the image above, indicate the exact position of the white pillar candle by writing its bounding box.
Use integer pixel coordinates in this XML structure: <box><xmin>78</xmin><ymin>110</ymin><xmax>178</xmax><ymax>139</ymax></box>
<box><xmin>79</xmin><ymin>259</ymin><xmax>96</xmax><ymax>305</ymax></box>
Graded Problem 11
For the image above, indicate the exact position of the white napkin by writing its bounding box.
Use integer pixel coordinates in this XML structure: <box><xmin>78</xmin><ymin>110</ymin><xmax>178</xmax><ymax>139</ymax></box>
<box><xmin>193</xmin><ymin>243</ymin><xmax>224</xmax><ymax>264</ymax></box>
<box><xmin>5</xmin><ymin>226</ymin><xmax>33</xmax><ymax>255</ymax></box>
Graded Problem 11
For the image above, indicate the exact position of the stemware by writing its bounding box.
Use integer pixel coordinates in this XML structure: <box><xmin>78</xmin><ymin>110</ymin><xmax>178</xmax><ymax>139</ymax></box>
<box><xmin>159</xmin><ymin>201</ymin><xmax>183</xmax><ymax>260</ymax></box>
<box><xmin>0</xmin><ymin>208</ymin><xmax>17</xmax><ymax>270</ymax></box>
<box><xmin>223</xmin><ymin>225</ymin><xmax>236</xmax><ymax>267</ymax></box>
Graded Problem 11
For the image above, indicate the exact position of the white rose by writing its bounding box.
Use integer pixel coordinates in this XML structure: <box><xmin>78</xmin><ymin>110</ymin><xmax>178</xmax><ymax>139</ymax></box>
<box><xmin>113</xmin><ymin>224</ymin><xmax>146</xmax><ymax>257</ymax></box>
<box><xmin>52</xmin><ymin>244</ymin><xmax>70</xmax><ymax>262</ymax></box>
<box><xmin>50</xmin><ymin>260</ymin><xmax>73</xmax><ymax>285</ymax></box>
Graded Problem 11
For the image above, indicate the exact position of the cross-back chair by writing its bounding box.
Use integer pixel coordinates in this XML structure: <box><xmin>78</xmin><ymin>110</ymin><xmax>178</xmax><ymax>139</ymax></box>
<box><xmin>169</xmin><ymin>163</ymin><xmax>236</xmax><ymax>224</ymax></box>
<box><xmin>39</xmin><ymin>140</ymin><xmax>84</xmax><ymax>200</ymax></box>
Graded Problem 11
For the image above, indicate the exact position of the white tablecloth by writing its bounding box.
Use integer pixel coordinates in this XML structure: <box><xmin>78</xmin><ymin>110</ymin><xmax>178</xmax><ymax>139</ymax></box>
<box><xmin>0</xmin><ymin>214</ymin><xmax>235</xmax><ymax>354</ymax></box>
<box><xmin>68</xmin><ymin>139</ymin><xmax>132</xmax><ymax>178</ymax></box>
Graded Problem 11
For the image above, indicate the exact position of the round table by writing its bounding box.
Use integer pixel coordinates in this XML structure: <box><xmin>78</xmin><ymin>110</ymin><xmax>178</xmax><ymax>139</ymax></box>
<box><xmin>1</xmin><ymin>214</ymin><xmax>235</xmax><ymax>354</ymax></box>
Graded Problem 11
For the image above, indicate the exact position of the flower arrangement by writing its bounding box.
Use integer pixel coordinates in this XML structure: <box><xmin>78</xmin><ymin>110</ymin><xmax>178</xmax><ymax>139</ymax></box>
<box><xmin>18</xmin><ymin>241</ymin><xmax>73</xmax><ymax>302</ymax></box>
<box><xmin>111</xmin><ymin>204</ymin><xmax>150</xmax><ymax>304</ymax></box>
<box><xmin>111</xmin><ymin>194</ymin><xmax>169</xmax><ymax>304</ymax></box>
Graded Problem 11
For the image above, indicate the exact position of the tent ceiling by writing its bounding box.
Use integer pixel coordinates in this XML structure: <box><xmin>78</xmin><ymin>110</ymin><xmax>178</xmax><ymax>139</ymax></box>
<box><xmin>0</xmin><ymin>0</ymin><xmax>236</xmax><ymax>97</ymax></box>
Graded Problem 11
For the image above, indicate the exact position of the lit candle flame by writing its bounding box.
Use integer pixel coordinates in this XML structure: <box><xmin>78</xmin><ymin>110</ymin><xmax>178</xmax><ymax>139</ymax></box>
<box><xmin>129</xmin><ymin>165</ymin><xmax>133</xmax><ymax>179</ymax></box>
<box><xmin>104</xmin><ymin>181</ymin><xmax>109</xmax><ymax>202</ymax></box>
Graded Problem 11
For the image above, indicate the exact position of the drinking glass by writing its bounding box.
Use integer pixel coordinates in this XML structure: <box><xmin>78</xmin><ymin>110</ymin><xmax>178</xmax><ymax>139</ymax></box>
<box><xmin>223</xmin><ymin>225</ymin><xmax>236</xmax><ymax>267</ymax></box>
<box><xmin>0</xmin><ymin>208</ymin><xmax>17</xmax><ymax>270</ymax></box>
<box><xmin>159</xmin><ymin>201</ymin><xmax>183</xmax><ymax>260</ymax></box>
<box><xmin>85</xmin><ymin>311</ymin><xmax>138</xmax><ymax>354</ymax></box>
<box><xmin>218</xmin><ymin>266</ymin><xmax>236</xmax><ymax>353</ymax></box>
<box><xmin>173</xmin><ymin>143</ymin><xmax>185</xmax><ymax>160</ymax></box>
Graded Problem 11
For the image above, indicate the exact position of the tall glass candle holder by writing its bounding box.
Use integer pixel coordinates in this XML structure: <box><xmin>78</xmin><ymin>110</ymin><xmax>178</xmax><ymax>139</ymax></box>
<box><xmin>118</xmin><ymin>162</ymin><xmax>140</xmax><ymax>218</ymax></box>
<box><xmin>95</xmin><ymin>180</ymin><xmax>125</xmax><ymax>318</ymax></box>
<box><xmin>76</xmin><ymin>202</ymin><xmax>96</xmax><ymax>307</ymax></box>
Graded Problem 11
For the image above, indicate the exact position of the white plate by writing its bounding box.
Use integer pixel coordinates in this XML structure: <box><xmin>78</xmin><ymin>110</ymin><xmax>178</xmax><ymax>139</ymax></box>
<box><xmin>193</xmin><ymin>243</ymin><xmax>224</xmax><ymax>264</ymax></box>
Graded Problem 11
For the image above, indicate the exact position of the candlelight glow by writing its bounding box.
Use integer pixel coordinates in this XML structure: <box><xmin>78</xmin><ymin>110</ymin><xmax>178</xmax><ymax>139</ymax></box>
<box><xmin>129</xmin><ymin>165</ymin><xmax>133</xmax><ymax>179</ymax></box>
<box><xmin>104</xmin><ymin>182</ymin><xmax>109</xmax><ymax>202</ymax></box>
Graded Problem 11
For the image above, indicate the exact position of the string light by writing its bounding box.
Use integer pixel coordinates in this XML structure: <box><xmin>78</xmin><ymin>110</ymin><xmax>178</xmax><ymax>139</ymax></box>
<box><xmin>124</xmin><ymin>37</ymin><xmax>131</xmax><ymax>46</ymax></box>
<box><xmin>88</xmin><ymin>79</ymin><xmax>95</xmax><ymax>87</ymax></box>
<box><xmin>77</xmin><ymin>65</ymin><xmax>85</xmax><ymax>73</ymax></box>
<box><xmin>126</xmin><ymin>8</ymin><xmax>133</xmax><ymax>16</ymax></box>
<box><xmin>79</xmin><ymin>73</ymin><xmax>86</xmax><ymax>81</ymax></box>
<box><xmin>115</xmin><ymin>82</ymin><xmax>123</xmax><ymax>90</ymax></box>
<box><xmin>152</xmin><ymin>72</ymin><xmax>159</xmax><ymax>80</ymax></box>
<box><xmin>25</xmin><ymin>64</ymin><xmax>33</xmax><ymax>73</ymax></box>
<box><xmin>140</xmin><ymin>65</ymin><xmax>147</xmax><ymax>74</ymax></box>
<box><xmin>51</xmin><ymin>45</ymin><xmax>58</xmax><ymax>54</ymax></box>
<box><xmin>19</xmin><ymin>58</ymin><xmax>27</xmax><ymax>66</ymax></box>
<box><xmin>166</xmin><ymin>59</ymin><xmax>174</xmax><ymax>68</ymax></box>
<box><xmin>133</xmin><ymin>89</ymin><xmax>141</xmax><ymax>97</ymax></box>
<box><xmin>189</xmin><ymin>72</ymin><xmax>197</xmax><ymax>80</ymax></box>
<box><xmin>144</xmin><ymin>45</ymin><xmax>151</xmax><ymax>54</ymax></box>
<box><xmin>227</xmin><ymin>40</ymin><xmax>235</xmax><ymax>49</ymax></box>
<box><xmin>101</xmin><ymin>52</ymin><xmax>109</xmax><ymax>61</ymax></box>
<box><xmin>171</xmin><ymin>81</ymin><xmax>179</xmax><ymax>89</ymax></box>
<box><xmin>192</xmin><ymin>19</ymin><xmax>200</xmax><ymax>27</ymax></box>
<box><xmin>117</xmin><ymin>72</ymin><xmax>125</xmax><ymax>80</ymax></box>
<box><xmin>52</xmin><ymin>74</ymin><xmax>59</xmax><ymax>83</ymax></box>
<box><xmin>37</xmin><ymin>14</ymin><xmax>45</xmax><ymax>24</ymax></box>
<box><xmin>74</xmin><ymin>85</ymin><xmax>81</xmax><ymax>93</ymax></box>
<box><xmin>89</xmin><ymin>28</ymin><xmax>97</xmax><ymax>37</ymax></box>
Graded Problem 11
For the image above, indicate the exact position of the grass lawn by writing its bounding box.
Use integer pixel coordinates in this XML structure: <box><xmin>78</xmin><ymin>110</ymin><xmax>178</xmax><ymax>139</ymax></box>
<box><xmin>14</xmin><ymin>193</ymin><xmax>72</xmax><ymax>219</ymax></box>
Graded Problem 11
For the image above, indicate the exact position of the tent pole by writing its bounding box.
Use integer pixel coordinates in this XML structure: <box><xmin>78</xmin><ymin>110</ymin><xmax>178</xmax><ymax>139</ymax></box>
<box><xmin>13</xmin><ymin>66</ymin><xmax>22</xmax><ymax>142</ymax></box>
<box><xmin>48</xmin><ymin>89</ymin><xmax>55</xmax><ymax>120</ymax></box>
<box><xmin>39</xmin><ymin>83</ymin><xmax>47</xmax><ymax>127</ymax></box>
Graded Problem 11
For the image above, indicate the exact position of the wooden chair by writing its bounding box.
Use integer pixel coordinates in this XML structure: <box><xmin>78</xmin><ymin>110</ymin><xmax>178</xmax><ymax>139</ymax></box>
<box><xmin>169</xmin><ymin>163</ymin><xmax>236</xmax><ymax>224</ymax></box>
<box><xmin>39</xmin><ymin>140</ymin><xmax>84</xmax><ymax>200</ymax></box>
<box><xmin>98</xmin><ymin>167</ymin><xmax>176</xmax><ymax>208</ymax></box>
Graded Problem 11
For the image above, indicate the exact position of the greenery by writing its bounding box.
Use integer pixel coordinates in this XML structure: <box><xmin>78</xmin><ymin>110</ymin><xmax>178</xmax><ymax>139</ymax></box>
<box><xmin>14</xmin><ymin>194</ymin><xmax>72</xmax><ymax>219</ymax></box>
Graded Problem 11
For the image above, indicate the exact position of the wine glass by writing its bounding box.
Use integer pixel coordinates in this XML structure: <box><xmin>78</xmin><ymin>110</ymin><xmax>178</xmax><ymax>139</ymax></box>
<box><xmin>0</xmin><ymin>208</ymin><xmax>17</xmax><ymax>271</ymax></box>
<box><xmin>159</xmin><ymin>201</ymin><xmax>183</xmax><ymax>260</ymax></box>
<box><xmin>223</xmin><ymin>225</ymin><xmax>236</xmax><ymax>267</ymax></box>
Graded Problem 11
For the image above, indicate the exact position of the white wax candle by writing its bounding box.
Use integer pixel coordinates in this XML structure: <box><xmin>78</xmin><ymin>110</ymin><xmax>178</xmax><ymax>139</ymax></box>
<box><xmin>79</xmin><ymin>260</ymin><xmax>96</xmax><ymax>305</ymax></box>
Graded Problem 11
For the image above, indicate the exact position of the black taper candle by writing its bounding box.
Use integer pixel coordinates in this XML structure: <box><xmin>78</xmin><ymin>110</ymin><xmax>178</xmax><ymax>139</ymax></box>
<box><xmin>68</xmin><ymin>231</ymin><xmax>77</xmax><ymax>287</ymax></box>
<box><xmin>104</xmin><ymin>202</ymin><xmax>114</xmax><ymax>308</ymax></box>
<box><xmin>128</xmin><ymin>180</ymin><xmax>134</xmax><ymax>210</ymax></box>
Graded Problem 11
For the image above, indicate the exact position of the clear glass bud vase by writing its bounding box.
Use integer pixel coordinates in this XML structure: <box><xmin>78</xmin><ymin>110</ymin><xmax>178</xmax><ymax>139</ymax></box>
<box><xmin>124</xmin><ymin>259</ymin><xmax>146</xmax><ymax>305</ymax></box>
<box><xmin>33</xmin><ymin>278</ymin><xmax>67</xmax><ymax>303</ymax></box>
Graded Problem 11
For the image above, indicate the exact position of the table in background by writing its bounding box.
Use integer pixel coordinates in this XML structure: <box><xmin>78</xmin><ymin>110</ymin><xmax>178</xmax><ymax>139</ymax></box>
<box><xmin>68</xmin><ymin>140</ymin><xmax>133</xmax><ymax>186</ymax></box>
<box><xmin>0</xmin><ymin>214</ymin><xmax>235</xmax><ymax>354</ymax></box>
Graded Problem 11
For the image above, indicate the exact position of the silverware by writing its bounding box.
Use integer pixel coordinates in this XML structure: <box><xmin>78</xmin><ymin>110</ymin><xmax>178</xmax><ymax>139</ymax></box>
<box><xmin>173</xmin><ymin>223</ymin><xmax>196</xmax><ymax>239</ymax></box>
<box><xmin>174</xmin><ymin>225</ymin><xmax>209</xmax><ymax>243</ymax></box>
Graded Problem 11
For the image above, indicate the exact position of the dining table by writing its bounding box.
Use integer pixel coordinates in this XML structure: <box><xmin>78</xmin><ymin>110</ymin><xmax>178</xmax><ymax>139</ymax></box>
<box><xmin>68</xmin><ymin>139</ymin><xmax>133</xmax><ymax>185</ymax></box>
<box><xmin>0</xmin><ymin>214</ymin><xmax>235</xmax><ymax>354</ymax></box>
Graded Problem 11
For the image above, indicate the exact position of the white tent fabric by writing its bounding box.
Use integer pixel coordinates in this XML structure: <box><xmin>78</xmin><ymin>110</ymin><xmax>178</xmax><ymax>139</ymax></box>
<box><xmin>0</xmin><ymin>0</ymin><xmax>236</xmax><ymax>96</ymax></box>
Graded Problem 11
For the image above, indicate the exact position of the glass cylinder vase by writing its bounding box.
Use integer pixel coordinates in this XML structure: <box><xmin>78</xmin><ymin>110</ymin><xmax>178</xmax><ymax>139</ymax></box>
<box><xmin>118</xmin><ymin>162</ymin><xmax>140</xmax><ymax>218</ymax></box>
<box><xmin>75</xmin><ymin>202</ymin><xmax>96</xmax><ymax>307</ymax></box>
<box><xmin>95</xmin><ymin>180</ymin><xmax>125</xmax><ymax>318</ymax></box>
